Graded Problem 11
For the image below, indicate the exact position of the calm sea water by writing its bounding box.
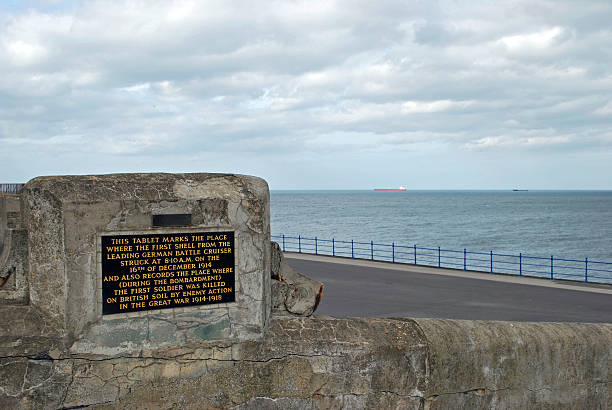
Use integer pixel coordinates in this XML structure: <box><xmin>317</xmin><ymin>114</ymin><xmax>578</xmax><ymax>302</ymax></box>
<box><xmin>271</xmin><ymin>190</ymin><xmax>612</xmax><ymax>263</ymax></box>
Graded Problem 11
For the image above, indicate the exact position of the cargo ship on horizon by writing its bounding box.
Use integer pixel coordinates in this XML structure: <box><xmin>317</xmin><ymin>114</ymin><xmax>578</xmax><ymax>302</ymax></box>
<box><xmin>374</xmin><ymin>186</ymin><xmax>407</xmax><ymax>191</ymax></box>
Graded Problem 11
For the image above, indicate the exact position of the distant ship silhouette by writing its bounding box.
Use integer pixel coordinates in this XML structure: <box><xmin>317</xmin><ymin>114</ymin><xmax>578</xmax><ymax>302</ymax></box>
<box><xmin>374</xmin><ymin>186</ymin><xmax>407</xmax><ymax>191</ymax></box>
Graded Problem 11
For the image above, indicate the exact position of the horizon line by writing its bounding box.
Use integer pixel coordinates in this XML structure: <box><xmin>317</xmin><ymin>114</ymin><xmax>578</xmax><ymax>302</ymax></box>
<box><xmin>270</xmin><ymin>188</ymin><xmax>612</xmax><ymax>191</ymax></box>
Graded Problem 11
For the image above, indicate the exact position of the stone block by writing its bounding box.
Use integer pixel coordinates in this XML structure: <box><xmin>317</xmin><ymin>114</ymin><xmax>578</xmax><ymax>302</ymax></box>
<box><xmin>270</xmin><ymin>241</ymin><xmax>323</xmax><ymax>316</ymax></box>
<box><xmin>19</xmin><ymin>173</ymin><xmax>270</xmax><ymax>350</ymax></box>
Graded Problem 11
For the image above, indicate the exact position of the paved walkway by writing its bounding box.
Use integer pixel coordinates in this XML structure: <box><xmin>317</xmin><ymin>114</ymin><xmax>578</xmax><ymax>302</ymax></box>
<box><xmin>285</xmin><ymin>253</ymin><xmax>612</xmax><ymax>323</ymax></box>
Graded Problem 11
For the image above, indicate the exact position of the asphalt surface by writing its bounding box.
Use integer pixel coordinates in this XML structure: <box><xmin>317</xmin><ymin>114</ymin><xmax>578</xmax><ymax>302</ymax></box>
<box><xmin>286</xmin><ymin>254</ymin><xmax>612</xmax><ymax>323</ymax></box>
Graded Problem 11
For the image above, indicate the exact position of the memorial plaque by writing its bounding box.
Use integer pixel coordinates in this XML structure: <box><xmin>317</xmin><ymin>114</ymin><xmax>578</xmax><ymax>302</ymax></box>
<box><xmin>101</xmin><ymin>231</ymin><xmax>235</xmax><ymax>315</ymax></box>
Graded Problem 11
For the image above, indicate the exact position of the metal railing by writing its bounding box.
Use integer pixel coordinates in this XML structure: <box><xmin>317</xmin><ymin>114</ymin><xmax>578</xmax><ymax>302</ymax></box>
<box><xmin>0</xmin><ymin>184</ymin><xmax>25</xmax><ymax>194</ymax></box>
<box><xmin>272</xmin><ymin>234</ymin><xmax>612</xmax><ymax>285</ymax></box>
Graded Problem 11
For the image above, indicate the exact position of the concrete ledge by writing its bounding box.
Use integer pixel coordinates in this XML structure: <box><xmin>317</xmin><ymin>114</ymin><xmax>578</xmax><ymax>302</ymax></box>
<box><xmin>1</xmin><ymin>315</ymin><xmax>610</xmax><ymax>408</ymax></box>
<box><xmin>414</xmin><ymin>318</ymin><xmax>612</xmax><ymax>408</ymax></box>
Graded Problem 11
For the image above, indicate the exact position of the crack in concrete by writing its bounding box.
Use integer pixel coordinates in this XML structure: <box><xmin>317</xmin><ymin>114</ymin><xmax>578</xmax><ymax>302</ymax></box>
<box><xmin>1</xmin><ymin>351</ymin><xmax>346</xmax><ymax>365</ymax></box>
<box><xmin>378</xmin><ymin>390</ymin><xmax>424</xmax><ymax>399</ymax></box>
<box><xmin>61</xmin><ymin>399</ymin><xmax>114</xmax><ymax>409</ymax></box>
<box><xmin>312</xmin><ymin>391</ymin><xmax>425</xmax><ymax>401</ymax></box>
<box><xmin>525</xmin><ymin>380</ymin><xmax>611</xmax><ymax>393</ymax></box>
<box><xmin>58</xmin><ymin>362</ymin><xmax>74</xmax><ymax>409</ymax></box>
<box><xmin>425</xmin><ymin>385</ymin><xmax>512</xmax><ymax>399</ymax></box>
<box><xmin>19</xmin><ymin>360</ymin><xmax>28</xmax><ymax>396</ymax></box>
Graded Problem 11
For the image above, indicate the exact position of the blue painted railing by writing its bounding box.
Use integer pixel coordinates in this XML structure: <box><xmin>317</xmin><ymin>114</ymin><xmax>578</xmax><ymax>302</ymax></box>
<box><xmin>272</xmin><ymin>234</ymin><xmax>612</xmax><ymax>285</ymax></box>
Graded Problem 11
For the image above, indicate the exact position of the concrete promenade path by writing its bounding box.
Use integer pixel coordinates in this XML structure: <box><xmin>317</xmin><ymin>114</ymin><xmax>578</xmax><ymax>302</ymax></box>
<box><xmin>285</xmin><ymin>252</ymin><xmax>612</xmax><ymax>323</ymax></box>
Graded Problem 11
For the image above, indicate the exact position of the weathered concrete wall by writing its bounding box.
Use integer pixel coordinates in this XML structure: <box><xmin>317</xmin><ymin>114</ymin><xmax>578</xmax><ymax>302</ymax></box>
<box><xmin>14</xmin><ymin>173</ymin><xmax>271</xmax><ymax>351</ymax></box>
<box><xmin>415</xmin><ymin>319</ymin><xmax>611</xmax><ymax>409</ymax></box>
<box><xmin>1</xmin><ymin>315</ymin><xmax>610</xmax><ymax>409</ymax></box>
<box><xmin>0</xmin><ymin>194</ymin><xmax>28</xmax><ymax>304</ymax></box>
<box><xmin>0</xmin><ymin>194</ymin><xmax>22</xmax><ymax>251</ymax></box>
<box><xmin>0</xmin><ymin>194</ymin><xmax>20</xmax><ymax>239</ymax></box>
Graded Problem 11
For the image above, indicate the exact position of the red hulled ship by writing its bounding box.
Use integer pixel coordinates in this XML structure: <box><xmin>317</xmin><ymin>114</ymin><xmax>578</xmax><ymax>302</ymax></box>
<box><xmin>374</xmin><ymin>186</ymin><xmax>406</xmax><ymax>191</ymax></box>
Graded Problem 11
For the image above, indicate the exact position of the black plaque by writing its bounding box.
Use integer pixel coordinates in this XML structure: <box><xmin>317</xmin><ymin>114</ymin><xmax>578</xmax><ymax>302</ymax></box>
<box><xmin>101</xmin><ymin>231</ymin><xmax>235</xmax><ymax>315</ymax></box>
<box><xmin>152</xmin><ymin>214</ymin><xmax>192</xmax><ymax>227</ymax></box>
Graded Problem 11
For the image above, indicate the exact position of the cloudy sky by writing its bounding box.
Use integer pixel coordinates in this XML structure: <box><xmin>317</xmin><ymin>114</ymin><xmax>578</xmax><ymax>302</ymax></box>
<box><xmin>1</xmin><ymin>0</ymin><xmax>611</xmax><ymax>189</ymax></box>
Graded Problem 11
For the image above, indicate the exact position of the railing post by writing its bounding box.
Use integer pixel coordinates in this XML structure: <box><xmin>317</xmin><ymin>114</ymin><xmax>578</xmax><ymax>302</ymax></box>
<box><xmin>551</xmin><ymin>255</ymin><xmax>554</xmax><ymax>280</ymax></box>
<box><xmin>315</xmin><ymin>237</ymin><xmax>318</xmax><ymax>255</ymax></box>
<box><xmin>351</xmin><ymin>240</ymin><xmax>354</xmax><ymax>259</ymax></box>
<box><xmin>438</xmin><ymin>246</ymin><xmax>441</xmax><ymax>268</ymax></box>
<box><xmin>282</xmin><ymin>234</ymin><xmax>285</xmax><ymax>251</ymax></box>
<box><xmin>392</xmin><ymin>242</ymin><xmax>395</xmax><ymax>263</ymax></box>
<box><xmin>463</xmin><ymin>248</ymin><xmax>467</xmax><ymax>271</ymax></box>
<box><xmin>519</xmin><ymin>253</ymin><xmax>522</xmax><ymax>276</ymax></box>
<box><xmin>490</xmin><ymin>250</ymin><xmax>493</xmax><ymax>274</ymax></box>
<box><xmin>371</xmin><ymin>241</ymin><xmax>374</xmax><ymax>261</ymax></box>
<box><xmin>298</xmin><ymin>235</ymin><xmax>301</xmax><ymax>253</ymax></box>
<box><xmin>414</xmin><ymin>244</ymin><xmax>417</xmax><ymax>265</ymax></box>
<box><xmin>332</xmin><ymin>238</ymin><xmax>335</xmax><ymax>256</ymax></box>
<box><xmin>585</xmin><ymin>257</ymin><xmax>588</xmax><ymax>283</ymax></box>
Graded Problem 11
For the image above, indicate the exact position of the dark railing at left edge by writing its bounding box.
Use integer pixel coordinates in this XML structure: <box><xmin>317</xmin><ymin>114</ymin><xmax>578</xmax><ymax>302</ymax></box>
<box><xmin>0</xmin><ymin>183</ymin><xmax>25</xmax><ymax>194</ymax></box>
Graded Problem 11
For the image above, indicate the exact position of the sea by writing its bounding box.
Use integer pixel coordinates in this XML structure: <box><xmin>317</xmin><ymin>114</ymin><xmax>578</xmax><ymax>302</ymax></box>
<box><xmin>270</xmin><ymin>190</ymin><xmax>612</xmax><ymax>266</ymax></box>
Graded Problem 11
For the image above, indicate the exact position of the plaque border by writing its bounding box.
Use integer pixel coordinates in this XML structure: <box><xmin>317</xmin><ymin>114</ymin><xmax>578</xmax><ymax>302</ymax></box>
<box><xmin>97</xmin><ymin>227</ymin><xmax>238</xmax><ymax>320</ymax></box>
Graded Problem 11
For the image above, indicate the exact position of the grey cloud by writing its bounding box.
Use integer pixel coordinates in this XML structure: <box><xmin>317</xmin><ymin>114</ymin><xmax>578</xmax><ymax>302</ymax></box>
<box><xmin>414</xmin><ymin>22</ymin><xmax>455</xmax><ymax>46</ymax></box>
<box><xmin>0</xmin><ymin>0</ymin><xmax>611</xmax><ymax>188</ymax></box>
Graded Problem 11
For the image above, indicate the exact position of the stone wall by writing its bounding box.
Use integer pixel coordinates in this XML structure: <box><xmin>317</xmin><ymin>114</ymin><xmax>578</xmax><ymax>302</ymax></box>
<box><xmin>1</xmin><ymin>315</ymin><xmax>610</xmax><ymax>409</ymax></box>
